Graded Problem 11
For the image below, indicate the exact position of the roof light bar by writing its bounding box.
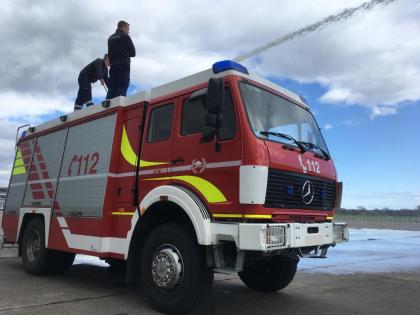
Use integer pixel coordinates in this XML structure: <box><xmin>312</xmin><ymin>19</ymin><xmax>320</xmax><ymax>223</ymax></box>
<box><xmin>212</xmin><ymin>60</ymin><xmax>249</xmax><ymax>75</ymax></box>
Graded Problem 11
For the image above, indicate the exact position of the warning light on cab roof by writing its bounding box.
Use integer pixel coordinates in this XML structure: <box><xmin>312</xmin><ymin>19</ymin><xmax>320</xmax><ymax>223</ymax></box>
<box><xmin>212</xmin><ymin>60</ymin><xmax>249</xmax><ymax>75</ymax></box>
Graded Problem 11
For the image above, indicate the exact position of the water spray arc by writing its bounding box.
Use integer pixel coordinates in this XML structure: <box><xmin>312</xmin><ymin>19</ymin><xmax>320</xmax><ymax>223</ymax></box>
<box><xmin>234</xmin><ymin>0</ymin><xmax>398</xmax><ymax>62</ymax></box>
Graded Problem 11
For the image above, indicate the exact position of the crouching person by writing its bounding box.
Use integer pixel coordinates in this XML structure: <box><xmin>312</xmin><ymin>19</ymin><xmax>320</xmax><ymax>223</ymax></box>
<box><xmin>74</xmin><ymin>54</ymin><xmax>110</xmax><ymax>111</ymax></box>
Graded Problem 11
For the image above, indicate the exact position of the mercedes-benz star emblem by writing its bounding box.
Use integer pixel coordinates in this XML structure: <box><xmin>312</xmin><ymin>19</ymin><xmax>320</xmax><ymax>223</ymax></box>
<box><xmin>302</xmin><ymin>181</ymin><xmax>314</xmax><ymax>205</ymax></box>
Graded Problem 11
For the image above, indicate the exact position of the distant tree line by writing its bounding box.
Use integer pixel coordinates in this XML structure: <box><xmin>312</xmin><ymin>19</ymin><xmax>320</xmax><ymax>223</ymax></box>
<box><xmin>336</xmin><ymin>207</ymin><xmax>420</xmax><ymax>217</ymax></box>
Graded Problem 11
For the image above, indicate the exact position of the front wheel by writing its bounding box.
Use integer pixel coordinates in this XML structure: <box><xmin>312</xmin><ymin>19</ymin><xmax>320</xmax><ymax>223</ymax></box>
<box><xmin>106</xmin><ymin>258</ymin><xmax>127</xmax><ymax>274</ymax></box>
<box><xmin>238</xmin><ymin>256</ymin><xmax>299</xmax><ymax>292</ymax></box>
<box><xmin>140</xmin><ymin>223</ymin><xmax>213</xmax><ymax>314</ymax></box>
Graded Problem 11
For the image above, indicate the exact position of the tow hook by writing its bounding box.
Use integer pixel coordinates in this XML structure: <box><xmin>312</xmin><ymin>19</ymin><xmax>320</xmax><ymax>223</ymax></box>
<box><xmin>298</xmin><ymin>244</ymin><xmax>332</xmax><ymax>258</ymax></box>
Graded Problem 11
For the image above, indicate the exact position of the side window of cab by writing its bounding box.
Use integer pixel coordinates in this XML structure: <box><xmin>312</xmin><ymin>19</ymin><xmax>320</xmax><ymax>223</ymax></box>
<box><xmin>148</xmin><ymin>103</ymin><xmax>174</xmax><ymax>142</ymax></box>
<box><xmin>181</xmin><ymin>88</ymin><xmax>236</xmax><ymax>140</ymax></box>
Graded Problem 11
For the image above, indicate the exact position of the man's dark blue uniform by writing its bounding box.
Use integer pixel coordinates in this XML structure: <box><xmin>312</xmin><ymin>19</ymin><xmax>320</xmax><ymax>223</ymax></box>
<box><xmin>106</xmin><ymin>21</ymin><xmax>136</xmax><ymax>99</ymax></box>
<box><xmin>75</xmin><ymin>57</ymin><xmax>109</xmax><ymax>110</ymax></box>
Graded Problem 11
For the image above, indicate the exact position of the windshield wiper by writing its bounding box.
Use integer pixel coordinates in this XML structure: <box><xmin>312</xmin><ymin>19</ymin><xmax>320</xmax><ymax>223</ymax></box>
<box><xmin>298</xmin><ymin>141</ymin><xmax>330</xmax><ymax>161</ymax></box>
<box><xmin>260</xmin><ymin>131</ymin><xmax>306</xmax><ymax>153</ymax></box>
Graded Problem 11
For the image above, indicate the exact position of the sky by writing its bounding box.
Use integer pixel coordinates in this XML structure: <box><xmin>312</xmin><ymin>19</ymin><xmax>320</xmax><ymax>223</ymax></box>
<box><xmin>0</xmin><ymin>0</ymin><xmax>419</xmax><ymax>209</ymax></box>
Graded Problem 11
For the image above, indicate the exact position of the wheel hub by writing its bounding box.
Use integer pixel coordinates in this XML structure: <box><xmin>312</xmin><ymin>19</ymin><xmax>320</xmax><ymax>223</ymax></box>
<box><xmin>151</xmin><ymin>245</ymin><xmax>183</xmax><ymax>290</ymax></box>
<box><xmin>27</xmin><ymin>230</ymin><xmax>41</xmax><ymax>262</ymax></box>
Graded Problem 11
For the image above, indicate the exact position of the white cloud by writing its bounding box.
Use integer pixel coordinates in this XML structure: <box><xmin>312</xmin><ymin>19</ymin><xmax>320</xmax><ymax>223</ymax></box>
<box><xmin>0</xmin><ymin>0</ymin><xmax>419</xmax><ymax>187</ymax></box>
<box><xmin>251</xmin><ymin>0</ymin><xmax>420</xmax><ymax>117</ymax></box>
<box><xmin>324</xmin><ymin>123</ymin><xmax>333</xmax><ymax>130</ymax></box>
<box><xmin>320</xmin><ymin>87</ymin><xmax>362</xmax><ymax>105</ymax></box>
<box><xmin>0</xmin><ymin>120</ymin><xmax>20</xmax><ymax>187</ymax></box>
<box><xmin>0</xmin><ymin>92</ymin><xmax>73</xmax><ymax>121</ymax></box>
<box><xmin>0</xmin><ymin>171</ymin><xmax>12</xmax><ymax>187</ymax></box>
<box><xmin>369</xmin><ymin>105</ymin><xmax>398</xmax><ymax>118</ymax></box>
<box><xmin>1</xmin><ymin>0</ymin><xmax>419</xmax><ymax>119</ymax></box>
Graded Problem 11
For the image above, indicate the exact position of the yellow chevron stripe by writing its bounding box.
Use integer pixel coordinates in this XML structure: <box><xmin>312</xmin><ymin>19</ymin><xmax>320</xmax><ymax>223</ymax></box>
<box><xmin>14</xmin><ymin>158</ymin><xmax>24</xmax><ymax>167</ymax></box>
<box><xmin>213</xmin><ymin>214</ymin><xmax>273</xmax><ymax>219</ymax></box>
<box><xmin>244</xmin><ymin>214</ymin><xmax>272</xmax><ymax>219</ymax></box>
<box><xmin>144</xmin><ymin>175</ymin><xmax>227</xmax><ymax>203</ymax></box>
<box><xmin>120</xmin><ymin>125</ymin><xmax>169</xmax><ymax>168</ymax></box>
<box><xmin>12</xmin><ymin>166</ymin><xmax>26</xmax><ymax>175</ymax></box>
<box><xmin>213</xmin><ymin>213</ymin><xmax>242</xmax><ymax>218</ymax></box>
<box><xmin>111</xmin><ymin>212</ymin><xmax>136</xmax><ymax>216</ymax></box>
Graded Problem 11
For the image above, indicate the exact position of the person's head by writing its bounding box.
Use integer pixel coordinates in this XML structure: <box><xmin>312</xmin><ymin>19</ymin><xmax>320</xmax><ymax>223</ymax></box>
<box><xmin>117</xmin><ymin>20</ymin><xmax>130</xmax><ymax>34</ymax></box>
<box><xmin>103</xmin><ymin>54</ymin><xmax>110</xmax><ymax>67</ymax></box>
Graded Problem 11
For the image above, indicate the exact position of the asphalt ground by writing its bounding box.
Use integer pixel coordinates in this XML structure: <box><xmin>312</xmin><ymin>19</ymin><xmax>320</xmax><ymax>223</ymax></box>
<box><xmin>0</xmin><ymin>250</ymin><xmax>420</xmax><ymax>315</ymax></box>
<box><xmin>1</xmin><ymin>213</ymin><xmax>420</xmax><ymax>314</ymax></box>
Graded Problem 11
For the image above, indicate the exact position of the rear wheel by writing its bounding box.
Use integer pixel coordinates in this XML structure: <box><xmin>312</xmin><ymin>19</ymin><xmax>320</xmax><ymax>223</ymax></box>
<box><xmin>238</xmin><ymin>256</ymin><xmax>298</xmax><ymax>292</ymax></box>
<box><xmin>22</xmin><ymin>217</ymin><xmax>52</xmax><ymax>275</ymax></box>
<box><xmin>140</xmin><ymin>223</ymin><xmax>213</xmax><ymax>314</ymax></box>
<box><xmin>21</xmin><ymin>217</ymin><xmax>75</xmax><ymax>275</ymax></box>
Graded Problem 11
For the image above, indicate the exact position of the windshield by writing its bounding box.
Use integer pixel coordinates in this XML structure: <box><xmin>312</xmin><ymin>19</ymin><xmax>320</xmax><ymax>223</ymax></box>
<box><xmin>239</xmin><ymin>81</ymin><xmax>329</xmax><ymax>155</ymax></box>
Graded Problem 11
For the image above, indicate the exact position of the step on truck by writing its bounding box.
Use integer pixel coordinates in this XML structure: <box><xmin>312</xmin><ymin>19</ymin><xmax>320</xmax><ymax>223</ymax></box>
<box><xmin>1</xmin><ymin>60</ymin><xmax>348</xmax><ymax>314</ymax></box>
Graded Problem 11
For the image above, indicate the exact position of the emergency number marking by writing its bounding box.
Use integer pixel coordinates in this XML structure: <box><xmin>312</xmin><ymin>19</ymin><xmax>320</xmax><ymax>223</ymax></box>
<box><xmin>298</xmin><ymin>155</ymin><xmax>320</xmax><ymax>174</ymax></box>
<box><xmin>68</xmin><ymin>153</ymin><xmax>100</xmax><ymax>176</ymax></box>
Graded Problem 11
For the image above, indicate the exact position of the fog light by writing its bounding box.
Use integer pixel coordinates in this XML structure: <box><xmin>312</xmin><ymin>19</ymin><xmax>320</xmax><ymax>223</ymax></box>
<box><xmin>265</xmin><ymin>225</ymin><xmax>286</xmax><ymax>248</ymax></box>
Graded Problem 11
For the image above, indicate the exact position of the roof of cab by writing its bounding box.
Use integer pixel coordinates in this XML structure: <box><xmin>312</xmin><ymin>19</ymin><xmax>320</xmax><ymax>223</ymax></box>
<box><xmin>26</xmin><ymin>61</ymin><xmax>309</xmax><ymax>136</ymax></box>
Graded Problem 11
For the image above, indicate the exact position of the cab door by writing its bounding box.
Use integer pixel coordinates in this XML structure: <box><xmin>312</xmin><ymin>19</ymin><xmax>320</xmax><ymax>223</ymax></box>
<box><xmin>138</xmin><ymin>100</ymin><xmax>176</xmax><ymax>198</ymax></box>
<box><xmin>171</xmin><ymin>84</ymin><xmax>242</xmax><ymax>217</ymax></box>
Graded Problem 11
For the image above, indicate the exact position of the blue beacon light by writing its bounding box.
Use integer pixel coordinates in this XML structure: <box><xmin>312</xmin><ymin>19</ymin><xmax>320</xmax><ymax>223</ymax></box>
<box><xmin>212</xmin><ymin>60</ymin><xmax>249</xmax><ymax>75</ymax></box>
<box><xmin>286</xmin><ymin>185</ymin><xmax>294</xmax><ymax>196</ymax></box>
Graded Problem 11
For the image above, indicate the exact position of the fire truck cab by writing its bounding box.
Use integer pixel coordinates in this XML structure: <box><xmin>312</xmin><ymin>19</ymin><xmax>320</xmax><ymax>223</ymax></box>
<box><xmin>1</xmin><ymin>60</ymin><xmax>348</xmax><ymax>314</ymax></box>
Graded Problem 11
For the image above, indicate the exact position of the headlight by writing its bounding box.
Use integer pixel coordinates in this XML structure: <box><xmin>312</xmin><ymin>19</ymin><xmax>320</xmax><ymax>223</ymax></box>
<box><xmin>265</xmin><ymin>225</ymin><xmax>286</xmax><ymax>248</ymax></box>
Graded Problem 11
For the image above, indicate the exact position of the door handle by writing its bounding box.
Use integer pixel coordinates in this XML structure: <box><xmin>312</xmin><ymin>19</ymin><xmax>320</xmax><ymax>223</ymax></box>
<box><xmin>172</xmin><ymin>157</ymin><xmax>185</xmax><ymax>164</ymax></box>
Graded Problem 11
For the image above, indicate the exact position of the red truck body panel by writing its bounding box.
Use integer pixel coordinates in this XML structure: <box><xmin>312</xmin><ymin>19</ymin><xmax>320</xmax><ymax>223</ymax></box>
<box><xmin>2</xmin><ymin>72</ymin><xmax>339</xmax><ymax>258</ymax></box>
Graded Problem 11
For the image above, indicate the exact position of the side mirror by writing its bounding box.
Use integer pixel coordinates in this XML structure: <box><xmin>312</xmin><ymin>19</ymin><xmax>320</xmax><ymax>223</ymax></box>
<box><xmin>206</xmin><ymin>78</ymin><xmax>225</xmax><ymax>128</ymax></box>
<box><xmin>205</xmin><ymin>112</ymin><xmax>223</xmax><ymax>129</ymax></box>
<box><xmin>200</xmin><ymin>78</ymin><xmax>224</xmax><ymax>152</ymax></box>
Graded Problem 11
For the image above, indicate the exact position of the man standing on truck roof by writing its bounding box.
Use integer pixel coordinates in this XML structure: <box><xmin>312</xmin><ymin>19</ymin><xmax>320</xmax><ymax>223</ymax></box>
<box><xmin>74</xmin><ymin>54</ymin><xmax>110</xmax><ymax>111</ymax></box>
<box><xmin>106</xmin><ymin>20</ymin><xmax>136</xmax><ymax>100</ymax></box>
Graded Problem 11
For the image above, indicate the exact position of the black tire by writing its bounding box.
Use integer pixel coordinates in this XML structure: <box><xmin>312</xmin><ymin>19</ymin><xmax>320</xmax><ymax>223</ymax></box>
<box><xmin>140</xmin><ymin>223</ymin><xmax>213</xmax><ymax>314</ymax></box>
<box><xmin>21</xmin><ymin>217</ymin><xmax>75</xmax><ymax>275</ymax></box>
<box><xmin>238</xmin><ymin>256</ymin><xmax>299</xmax><ymax>292</ymax></box>
<box><xmin>106</xmin><ymin>258</ymin><xmax>127</xmax><ymax>274</ymax></box>
<box><xmin>50</xmin><ymin>250</ymin><xmax>75</xmax><ymax>274</ymax></box>
<box><xmin>21</xmin><ymin>217</ymin><xmax>53</xmax><ymax>275</ymax></box>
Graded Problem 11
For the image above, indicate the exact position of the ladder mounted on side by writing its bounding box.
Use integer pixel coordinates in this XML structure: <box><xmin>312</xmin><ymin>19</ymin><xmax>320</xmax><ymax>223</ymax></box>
<box><xmin>15</xmin><ymin>124</ymin><xmax>30</xmax><ymax>147</ymax></box>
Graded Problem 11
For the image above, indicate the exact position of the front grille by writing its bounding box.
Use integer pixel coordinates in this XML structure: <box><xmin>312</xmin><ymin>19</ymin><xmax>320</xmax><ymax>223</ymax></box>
<box><xmin>265</xmin><ymin>169</ymin><xmax>336</xmax><ymax>210</ymax></box>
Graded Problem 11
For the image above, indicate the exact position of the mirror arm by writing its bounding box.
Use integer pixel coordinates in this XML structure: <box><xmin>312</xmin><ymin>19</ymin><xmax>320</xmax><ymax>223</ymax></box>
<box><xmin>200</xmin><ymin>128</ymin><xmax>215</xmax><ymax>143</ymax></box>
<box><xmin>215</xmin><ymin>138</ymin><xmax>221</xmax><ymax>152</ymax></box>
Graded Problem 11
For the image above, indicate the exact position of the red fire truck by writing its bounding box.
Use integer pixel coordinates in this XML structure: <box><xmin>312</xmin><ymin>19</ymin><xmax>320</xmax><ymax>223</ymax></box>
<box><xmin>1</xmin><ymin>60</ymin><xmax>347</xmax><ymax>314</ymax></box>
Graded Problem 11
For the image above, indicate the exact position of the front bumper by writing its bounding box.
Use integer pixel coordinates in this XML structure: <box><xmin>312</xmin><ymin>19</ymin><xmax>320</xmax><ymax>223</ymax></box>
<box><xmin>211</xmin><ymin>222</ymin><xmax>349</xmax><ymax>252</ymax></box>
